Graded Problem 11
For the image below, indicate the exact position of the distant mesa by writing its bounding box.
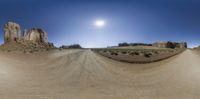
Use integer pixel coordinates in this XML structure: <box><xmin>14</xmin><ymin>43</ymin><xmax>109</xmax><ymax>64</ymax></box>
<box><xmin>118</xmin><ymin>43</ymin><xmax>152</xmax><ymax>47</ymax></box>
<box><xmin>117</xmin><ymin>42</ymin><xmax>187</xmax><ymax>49</ymax></box>
<box><xmin>2</xmin><ymin>21</ymin><xmax>54</xmax><ymax>52</ymax></box>
<box><xmin>60</xmin><ymin>44</ymin><xmax>82</xmax><ymax>49</ymax></box>
<box><xmin>153</xmin><ymin>41</ymin><xmax>187</xmax><ymax>49</ymax></box>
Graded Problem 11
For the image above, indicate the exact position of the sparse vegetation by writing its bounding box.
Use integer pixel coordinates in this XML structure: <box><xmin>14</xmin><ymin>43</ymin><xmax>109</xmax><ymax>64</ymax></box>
<box><xmin>110</xmin><ymin>52</ymin><xmax>118</xmax><ymax>56</ymax></box>
<box><xmin>144</xmin><ymin>52</ymin><xmax>152</xmax><ymax>58</ymax></box>
<box><xmin>0</xmin><ymin>42</ymin><xmax>54</xmax><ymax>54</ymax></box>
<box><xmin>92</xmin><ymin>48</ymin><xmax>185</xmax><ymax>63</ymax></box>
<box><xmin>121</xmin><ymin>51</ymin><xmax>127</xmax><ymax>54</ymax></box>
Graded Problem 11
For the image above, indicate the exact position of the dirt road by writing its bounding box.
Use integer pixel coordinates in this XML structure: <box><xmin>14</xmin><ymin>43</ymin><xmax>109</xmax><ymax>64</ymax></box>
<box><xmin>0</xmin><ymin>49</ymin><xmax>200</xmax><ymax>99</ymax></box>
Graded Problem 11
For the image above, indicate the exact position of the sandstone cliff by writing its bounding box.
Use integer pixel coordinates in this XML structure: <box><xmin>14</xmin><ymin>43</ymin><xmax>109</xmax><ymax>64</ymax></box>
<box><xmin>1</xmin><ymin>22</ymin><xmax>54</xmax><ymax>53</ymax></box>
<box><xmin>4</xmin><ymin>22</ymin><xmax>21</xmax><ymax>43</ymax></box>
<box><xmin>24</xmin><ymin>28</ymin><xmax>48</xmax><ymax>43</ymax></box>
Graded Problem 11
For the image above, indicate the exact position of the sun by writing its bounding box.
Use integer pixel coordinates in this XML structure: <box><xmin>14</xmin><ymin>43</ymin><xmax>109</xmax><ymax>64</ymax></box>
<box><xmin>94</xmin><ymin>20</ymin><xmax>106</xmax><ymax>28</ymax></box>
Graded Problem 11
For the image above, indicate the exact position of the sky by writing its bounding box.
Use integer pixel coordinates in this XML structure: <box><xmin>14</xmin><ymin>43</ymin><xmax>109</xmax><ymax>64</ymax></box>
<box><xmin>0</xmin><ymin>0</ymin><xmax>200</xmax><ymax>48</ymax></box>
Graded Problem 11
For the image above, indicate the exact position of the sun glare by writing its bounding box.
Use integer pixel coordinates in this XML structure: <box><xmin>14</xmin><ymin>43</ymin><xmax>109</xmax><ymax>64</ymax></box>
<box><xmin>94</xmin><ymin>20</ymin><xmax>105</xmax><ymax>28</ymax></box>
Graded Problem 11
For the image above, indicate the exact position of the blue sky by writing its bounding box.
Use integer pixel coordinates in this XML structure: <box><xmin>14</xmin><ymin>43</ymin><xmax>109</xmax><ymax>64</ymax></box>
<box><xmin>0</xmin><ymin>0</ymin><xmax>200</xmax><ymax>48</ymax></box>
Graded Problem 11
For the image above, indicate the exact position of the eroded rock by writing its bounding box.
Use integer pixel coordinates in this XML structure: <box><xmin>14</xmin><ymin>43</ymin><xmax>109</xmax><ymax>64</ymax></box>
<box><xmin>25</xmin><ymin>28</ymin><xmax>48</xmax><ymax>43</ymax></box>
<box><xmin>1</xmin><ymin>22</ymin><xmax>54</xmax><ymax>52</ymax></box>
<box><xmin>4</xmin><ymin>22</ymin><xmax>21</xmax><ymax>43</ymax></box>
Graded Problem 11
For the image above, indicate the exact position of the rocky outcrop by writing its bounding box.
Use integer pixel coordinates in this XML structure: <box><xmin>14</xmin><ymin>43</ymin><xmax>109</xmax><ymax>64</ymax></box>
<box><xmin>153</xmin><ymin>41</ymin><xmax>187</xmax><ymax>49</ymax></box>
<box><xmin>118</xmin><ymin>42</ymin><xmax>152</xmax><ymax>47</ymax></box>
<box><xmin>117</xmin><ymin>41</ymin><xmax>187</xmax><ymax>49</ymax></box>
<box><xmin>4</xmin><ymin>22</ymin><xmax>21</xmax><ymax>43</ymax></box>
<box><xmin>4</xmin><ymin>22</ymin><xmax>50</xmax><ymax>45</ymax></box>
<box><xmin>24</xmin><ymin>28</ymin><xmax>48</xmax><ymax>43</ymax></box>
<box><xmin>2</xmin><ymin>22</ymin><xmax>54</xmax><ymax>52</ymax></box>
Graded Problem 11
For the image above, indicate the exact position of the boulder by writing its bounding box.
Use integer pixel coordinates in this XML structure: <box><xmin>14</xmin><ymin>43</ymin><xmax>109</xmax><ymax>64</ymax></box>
<box><xmin>4</xmin><ymin>22</ymin><xmax>21</xmax><ymax>43</ymax></box>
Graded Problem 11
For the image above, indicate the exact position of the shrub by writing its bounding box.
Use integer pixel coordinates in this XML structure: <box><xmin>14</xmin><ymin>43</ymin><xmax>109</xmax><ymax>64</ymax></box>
<box><xmin>144</xmin><ymin>53</ymin><xmax>152</xmax><ymax>58</ymax></box>
<box><xmin>7</xmin><ymin>50</ymin><xmax>11</xmax><ymax>52</ymax></box>
<box><xmin>134</xmin><ymin>52</ymin><xmax>140</xmax><ymax>55</ymax></box>
<box><xmin>121</xmin><ymin>51</ymin><xmax>127</xmax><ymax>54</ymax></box>
<box><xmin>128</xmin><ymin>51</ymin><xmax>141</xmax><ymax>56</ymax></box>
<box><xmin>129</xmin><ymin>52</ymin><xmax>134</xmax><ymax>56</ymax></box>
<box><xmin>110</xmin><ymin>52</ymin><xmax>118</xmax><ymax>56</ymax></box>
<box><xmin>154</xmin><ymin>51</ymin><xmax>159</xmax><ymax>54</ymax></box>
<box><xmin>29</xmin><ymin>50</ymin><xmax>34</xmax><ymax>53</ymax></box>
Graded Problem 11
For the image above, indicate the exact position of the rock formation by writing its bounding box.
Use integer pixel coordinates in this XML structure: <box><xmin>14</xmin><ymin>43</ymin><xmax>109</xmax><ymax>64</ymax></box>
<box><xmin>2</xmin><ymin>22</ymin><xmax>54</xmax><ymax>52</ymax></box>
<box><xmin>152</xmin><ymin>41</ymin><xmax>187</xmax><ymax>49</ymax></box>
<box><xmin>118</xmin><ymin>42</ymin><xmax>152</xmax><ymax>47</ymax></box>
<box><xmin>178</xmin><ymin>42</ymin><xmax>187</xmax><ymax>48</ymax></box>
<box><xmin>4</xmin><ymin>22</ymin><xmax>21</xmax><ymax>43</ymax></box>
<box><xmin>117</xmin><ymin>41</ymin><xmax>187</xmax><ymax>49</ymax></box>
<box><xmin>24</xmin><ymin>28</ymin><xmax>48</xmax><ymax>43</ymax></box>
<box><xmin>3</xmin><ymin>22</ymin><xmax>50</xmax><ymax>45</ymax></box>
<box><xmin>60</xmin><ymin>44</ymin><xmax>82</xmax><ymax>49</ymax></box>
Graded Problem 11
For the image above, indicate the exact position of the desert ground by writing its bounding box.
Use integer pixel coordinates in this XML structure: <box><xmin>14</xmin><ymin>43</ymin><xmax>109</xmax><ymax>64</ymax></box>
<box><xmin>0</xmin><ymin>49</ymin><xmax>200</xmax><ymax>99</ymax></box>
<box><xmin>93</xmin><ymin>47</ymin><xmax>184</xmax><ymax>63</ymax></box>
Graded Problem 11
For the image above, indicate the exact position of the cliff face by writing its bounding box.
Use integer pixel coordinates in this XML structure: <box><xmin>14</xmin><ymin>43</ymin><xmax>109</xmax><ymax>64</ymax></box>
<box><xmin>2</xmin><ymin>22</ymin><xmax>54</xmax><ymax>52</ymax></box>
<box><xmin>4</xmin><ymin>22</ymin><xmax>49</xmax><ymax>45</ymax></box>
<box><xmin>24</xmin><ymin>28</ymin><xmax>48</xmax><ymax>43</ymax></box>
<box><xmin>4</xmin><ymin>22</ymin><xmax>21</xmax><ymax>43</ymax></box>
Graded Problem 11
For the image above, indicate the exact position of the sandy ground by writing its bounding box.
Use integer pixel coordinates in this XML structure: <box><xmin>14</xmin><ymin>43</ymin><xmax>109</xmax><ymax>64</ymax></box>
<box><xmin>0</xmin><ymin>49</ymin><xmax>200</xmax><ymax>99</ymax></box>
